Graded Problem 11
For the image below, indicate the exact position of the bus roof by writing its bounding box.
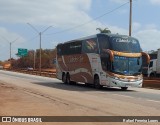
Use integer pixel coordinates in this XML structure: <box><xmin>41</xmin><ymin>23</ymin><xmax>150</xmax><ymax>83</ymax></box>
<box><xmin>57</xmin><ymin>33</ymin><xmax>138</xmax><ymax>46</ymax></box>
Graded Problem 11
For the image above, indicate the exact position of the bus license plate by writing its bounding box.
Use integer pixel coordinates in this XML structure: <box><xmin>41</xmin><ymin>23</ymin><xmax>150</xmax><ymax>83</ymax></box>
<box><xmin>125</xmin><ymin>84</ymin><xmax>132</xmax><ymax>87</ymax></box>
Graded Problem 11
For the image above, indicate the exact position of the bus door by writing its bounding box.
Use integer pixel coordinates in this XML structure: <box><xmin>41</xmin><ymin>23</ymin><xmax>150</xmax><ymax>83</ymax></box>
<box><xmin>90</xmin><ymin>54</ymin><xmax>100</xmax><ymax>74</ymax></box>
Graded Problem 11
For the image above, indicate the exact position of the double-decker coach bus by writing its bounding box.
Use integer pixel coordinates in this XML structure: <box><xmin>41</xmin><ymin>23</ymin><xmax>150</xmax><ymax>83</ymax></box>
<box><xmin>56</xmin><ymin>33</ymin><xmax>150</xmax><ymax>90</ymax></box>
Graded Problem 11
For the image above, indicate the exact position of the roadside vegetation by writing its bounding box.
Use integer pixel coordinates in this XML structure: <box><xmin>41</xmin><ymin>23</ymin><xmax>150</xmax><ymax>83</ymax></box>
<box><xmin>2</xmin><ymin>49</ymin><xmax>57</xmax><ymax>69</ymax></box>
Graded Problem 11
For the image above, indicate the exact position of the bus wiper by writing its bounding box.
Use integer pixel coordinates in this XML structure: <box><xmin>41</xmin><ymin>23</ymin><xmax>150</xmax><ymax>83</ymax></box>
<box><xmin>114</xmin><ymin>71</ymin><xmax>124</xmax><ymax>75</ymax></box>
<box><xmin>133</xmin><ymin>72</ymin><xmax>141</xmax><ymax>75</ymax></box>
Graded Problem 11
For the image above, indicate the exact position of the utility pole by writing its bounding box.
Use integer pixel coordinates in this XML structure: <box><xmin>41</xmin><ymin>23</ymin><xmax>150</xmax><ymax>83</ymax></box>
<box><xmin>39</xmin><ymin>32</ymin><xmax>42</xmax><ymax>72</ymax></box>
<box><xmin>129</xmin><ymin>0</ymin><xmax>132</xmax><ymax>36</ymax></box>
<box><xmin>9</xmin><ymin>39</ymin><xmax>18</xmax><ymax>62</ymax></box>
<box><xmin>10</xmin><ymin>42</ymin><xmax>11</xmax><ymax>61</ymax></box>
<box><xmin>27</xmin><ymin>23</ymin><xmax>52</xmax><ymax>73</ymax></box>
<box><xmin>33</xmin><ymin>50</ymin><xmax>36</xmax><ymax>70</ymax></box>
<box><xmin>2</xmin><ymin>37</ymin><xmax>19</xmax><ymax>62</ymax></box>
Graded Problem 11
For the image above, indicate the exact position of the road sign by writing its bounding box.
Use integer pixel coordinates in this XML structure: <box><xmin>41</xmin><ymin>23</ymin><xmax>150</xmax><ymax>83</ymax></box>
<box><xmin>18</xmin><ymin>48</ymin><xmax>28</xmax><ymax>56</ymax></box>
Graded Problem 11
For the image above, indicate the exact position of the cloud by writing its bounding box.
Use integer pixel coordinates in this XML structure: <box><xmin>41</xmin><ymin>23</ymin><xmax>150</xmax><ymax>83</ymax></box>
<box><xmin>0</xmin><ymin>27</ymin><xmax>25</xmax><ymax>44</ymax></box>
<box><xmin>134</xmin><ymin>29</ymin><xmax>160</xmax><ymax>51</ymax></box>
<box><xmin>0</xmin><ymin>0</ymin><xmax>92</xmax><ymax>27</ymax></box>
<box><xmin>150</xmin><ymin>0</ymin><xmax>160</xmax><ymax>5</ymax></box>
<box><xmin>0</xmin><ymin>0</ymin><xmax>102</xmax><ymax>60</ymax></box>
<box><xmin>144</xmin><ymin>24</ymin><xmax>157</xmax><ymax>30</ymax></box>
<box><xmin>0</xmin><ymin>0</ymin><xmax>159</xmax><ymax>60</ymax></box>
<box><xmin>109</xmin><ymin>26</ymin><xmax>128</xmax><ymax>35</ymax></box>
<box><xmin>0</xmin><ymin>27</ymin><xmax>26</xmax><ymax>60</ymax></box>
<box><xmin>131</xmin><ymin>22</ymin><xmax>160</xmax><ymax>52</ymax></box>
<box><xmin>132</xmin><ymin>22</ymin><xmax>141</xmax><ymax>31</ymax></box>
<box><xmin>0</xmin><ymin>0</ymin><xmax>129</xmax><ymax>36</ymax></box>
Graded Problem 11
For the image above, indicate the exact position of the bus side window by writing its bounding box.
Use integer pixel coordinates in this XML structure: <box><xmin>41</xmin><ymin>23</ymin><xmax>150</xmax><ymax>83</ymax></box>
<box><xmin>69</xmin><ymin>41</ymin><xmax>82</xmax><ymax>55</ymax></box>
<box><xmin>82</xmin><ymin>39</ymin><xmax>98</xmax><ymax>53</ymax></box>
<box><xmin>62</xmin><ymin>41</ymin><xmax>82</xmax><ymax>55</ymax></box>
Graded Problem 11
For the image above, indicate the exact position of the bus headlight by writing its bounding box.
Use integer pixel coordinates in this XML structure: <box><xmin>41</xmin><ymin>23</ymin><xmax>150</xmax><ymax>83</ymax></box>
<box><xmin>115</xmin><ymin>77</ymin><xmax>119</xmax><ymax>80</ymax></box>
<box><xmin>119</xmin><ymin>78</ymin><xmax>128</xmax><ymax>82</ymax></box>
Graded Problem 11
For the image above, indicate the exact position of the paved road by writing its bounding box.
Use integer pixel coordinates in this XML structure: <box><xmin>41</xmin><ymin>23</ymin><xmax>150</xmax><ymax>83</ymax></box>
<box><xmin>0</xmin><ymin>70</ymin><xmax>160</xmax><ymax>124</ymax></box>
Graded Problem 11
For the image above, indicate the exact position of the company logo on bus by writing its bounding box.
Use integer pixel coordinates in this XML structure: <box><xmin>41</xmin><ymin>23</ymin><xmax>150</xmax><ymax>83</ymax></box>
<box><xmin>69</xmin><ymin>56</ymin><xmax>84</xmax><ymax>63</ymax></box>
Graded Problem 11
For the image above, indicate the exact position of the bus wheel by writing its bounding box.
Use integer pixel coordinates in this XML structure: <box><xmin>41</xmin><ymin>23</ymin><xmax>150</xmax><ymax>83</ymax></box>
<box><xmin>150</xmin><ymin>73</ymin><xmax>155</xmax><ymax>77</ymax></box>
<box><xmin>62</xmin><ymin>73</ymin><xmax>66</xmax><ymax>83</ymax></box>
<box><xmin>94</xmin><ymin>75</ymin><xmax>102</xmax><ymax>89</ymax></box>
<box><xmin>121</xmin><ymin>87</ymin><xmax>128</xmax><ymax>90</ymax></box>
<box><xmin>85</xmin><ymin>83</ymin><xmax>90</xmax><ymax>87</ymax></box>
<box><xmin>66</xmin><ymin>74</ymin><xmax>70</xmax><ymax>84</ymax></box>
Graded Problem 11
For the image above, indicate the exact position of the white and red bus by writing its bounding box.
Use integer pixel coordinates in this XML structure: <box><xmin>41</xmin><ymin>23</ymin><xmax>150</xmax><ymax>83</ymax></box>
<box><xmin>56</xmin><ymin>33</ymin><xmax>150</xmax><ymax>90</ymax></box>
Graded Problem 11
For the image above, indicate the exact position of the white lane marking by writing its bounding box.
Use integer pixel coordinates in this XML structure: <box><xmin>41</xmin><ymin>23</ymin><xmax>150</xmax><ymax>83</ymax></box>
<box><xmin>112</xmin><ymin>94</ymin><xmax>135</xmax><ymax>99</ymax></box>
<box><xmin>146</xmin><ymin>100</ymin><xmax>160</xmax><ymax>103</ymax></box>
<box><xmin>113</xmin><ymin>94</ymin><xmax>160</xmax><ymax>103</ymax></box>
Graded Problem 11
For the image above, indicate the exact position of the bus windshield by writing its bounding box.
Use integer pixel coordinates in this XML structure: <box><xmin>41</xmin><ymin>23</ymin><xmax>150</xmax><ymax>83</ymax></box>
<box><xmin>109</xmin><ymin>36</ymin><xmax>141</xmax><ymax>53</ymax></box>
<box><xmin>112</xmin><ymin>56</ymin><xmax>142</xmax><ymax>76</ymax></box>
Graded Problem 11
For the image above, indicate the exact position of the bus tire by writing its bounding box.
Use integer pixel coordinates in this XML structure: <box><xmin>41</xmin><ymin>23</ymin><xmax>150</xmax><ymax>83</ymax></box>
<box><xmin>85</xmin><ymin>83</ymin><xmax>90</xmax><ymax>87</ymax></box>
<box><xmin>62</xmin><ymin>73</ymin><xmax>66</xmax><ymax>83</ymax></box>
<box><xmin>121</xmin><ymin>87</ymin><xmax>128</xmax><ymax>90</ymax></box>
<box><xmin>66</xmin><ymin>73</ymin><xmax>70</xmax><ymax>84</ymax></box>
<box><xmin>94</xmin><ymin>75</ymin><xmax>102</xmax><ymax>89</ymax></box>
<box><xmin>150</xmin><ymin>73</ymin><xmax>155</xmax><ymax>77</ymax></box>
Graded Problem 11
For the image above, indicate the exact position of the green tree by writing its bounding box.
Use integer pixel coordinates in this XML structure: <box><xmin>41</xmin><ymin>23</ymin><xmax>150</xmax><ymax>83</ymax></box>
<box><xmin>12</xmin><ymin>48</ymin><xmax>57</xmax><ymax>69</ymax></box>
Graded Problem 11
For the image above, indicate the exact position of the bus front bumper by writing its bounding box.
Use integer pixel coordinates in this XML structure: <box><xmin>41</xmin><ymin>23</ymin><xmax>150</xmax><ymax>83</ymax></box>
<box><xmin>110</xmin><ymin>77</ymin><xmax>143</xmax><ymax>88</ymax></box>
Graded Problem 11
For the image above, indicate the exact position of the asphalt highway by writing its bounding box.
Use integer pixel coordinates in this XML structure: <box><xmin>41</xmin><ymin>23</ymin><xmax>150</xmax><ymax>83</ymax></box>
<box><xmin>0</xmin><ymin>70</ymin><xmax>160</xmax><ymax>122</ymax></box>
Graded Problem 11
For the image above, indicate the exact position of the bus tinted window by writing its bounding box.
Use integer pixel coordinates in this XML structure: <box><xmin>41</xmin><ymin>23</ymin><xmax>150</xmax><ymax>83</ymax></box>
<box><xmin>109</xmin><ymin>36</ymin><xmax>141</xmax><ymax>53</ymax></box>
<box><xmin>57</xmin><ymin>44</ymin><xmax>62</xmax><ymax>55</ymax></box>
<box><xmin>58</xmin><ymin>41</ymin><xmax>82</xmax><ymax>55</ymax></box>
<box><xmin>98</xmin><ymin>35</ymin><xmax>110</xmax><ymax>54</ymax></box>
<box><xmin>63</xmin><ymin>43</ymin><xmax>70</xmax><ymax>55</ymax></box>
<box><xmin>82</xmin><ymin>39</ymin><xmax>98</xmax><ymax>53</ymax></box>
<box><xmin>69</xmin><ymin>41</ymin><xmax>82</xmax><ymax>54</ymax></box>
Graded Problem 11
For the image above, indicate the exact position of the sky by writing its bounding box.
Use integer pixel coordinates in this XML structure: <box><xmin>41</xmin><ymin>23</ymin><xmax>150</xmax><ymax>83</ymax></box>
<box><xmin>0</xmin><ymin>0</ymin><xmax>160</xmax><ymax>61</ymax></box>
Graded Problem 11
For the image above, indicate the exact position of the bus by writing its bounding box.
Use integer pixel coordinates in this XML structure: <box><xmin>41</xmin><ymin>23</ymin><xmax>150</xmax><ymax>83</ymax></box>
<box><xmin>56</xmin><ymin>33</ymin><xmax>150</xmax><ymax>90</ymax></box>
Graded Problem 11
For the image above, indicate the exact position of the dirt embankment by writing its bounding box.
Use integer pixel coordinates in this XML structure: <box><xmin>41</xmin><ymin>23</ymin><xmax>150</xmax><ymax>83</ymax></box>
<box><xmin>143</xmin><ymin>77</ymin><xmax>160</xmax><ymax>89</ymax></box>
<box><xmin>0</xmin><ymin>82</ymin><xmax>116</xmax><ymax>125</ymax></box>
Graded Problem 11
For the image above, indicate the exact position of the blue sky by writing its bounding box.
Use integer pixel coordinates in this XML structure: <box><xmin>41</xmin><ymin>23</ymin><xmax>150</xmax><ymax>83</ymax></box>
<box><xmin>0</xmin><ymin>0</ymin><xmax>160</xmax><ymax>61</ymax></box>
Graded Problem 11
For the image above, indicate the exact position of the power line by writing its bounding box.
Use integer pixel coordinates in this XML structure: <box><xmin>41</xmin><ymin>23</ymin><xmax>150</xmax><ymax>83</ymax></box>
<box><xmin>46</xmin><ymin>1</ymin><xmax>130</xmax><ymax>35</ymax></box>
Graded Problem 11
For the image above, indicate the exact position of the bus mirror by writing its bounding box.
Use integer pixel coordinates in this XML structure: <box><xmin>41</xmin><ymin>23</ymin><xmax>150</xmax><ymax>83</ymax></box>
<box><xmin>141</xmin><ymin>52</ymin><xmax>150</xmax><ymax>64</ymax></box>
<box><xmin>107</xmin><ymin>49</ymin><xmax>114</xmax><ymax>62</ymax></box>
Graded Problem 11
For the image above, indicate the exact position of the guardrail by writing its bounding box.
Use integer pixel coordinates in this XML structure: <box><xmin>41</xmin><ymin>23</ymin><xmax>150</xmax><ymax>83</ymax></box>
<box><xmin>3</xmin><ymin>69</ymin><xmax>160</xmax><ymax>90</ymax></box>
<box><xmin>10</xmin><ymin>68</ymin><xmax>56</xmax><ymax>78</ymax></box>
<box><xmin>143</xmin><ymin>77</ymin><xmax>160</xmax><ymax>89</ymax></box>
